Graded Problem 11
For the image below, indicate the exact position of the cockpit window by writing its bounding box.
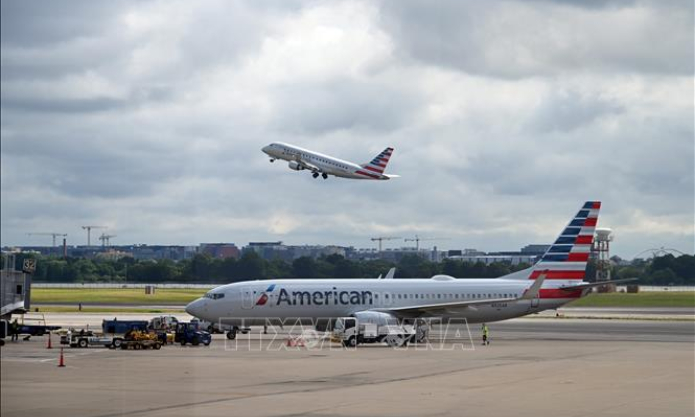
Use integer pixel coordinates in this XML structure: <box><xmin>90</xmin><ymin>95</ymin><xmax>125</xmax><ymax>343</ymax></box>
<box><xmin>204</xmin><ymin>292</ymin><xmax>225</xmax><ymax>300</ymax></box>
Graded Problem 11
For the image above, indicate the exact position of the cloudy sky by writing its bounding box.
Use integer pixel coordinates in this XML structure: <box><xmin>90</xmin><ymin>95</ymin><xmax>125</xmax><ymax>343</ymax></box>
<box><xmin>1</xmin><ymin>0</ymin><xmax>693</xmax><ymax>258</ymax></box>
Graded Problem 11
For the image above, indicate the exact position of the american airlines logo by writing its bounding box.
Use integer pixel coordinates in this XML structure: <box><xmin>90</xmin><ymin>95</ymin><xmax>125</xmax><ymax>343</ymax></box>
<box><xmin>256</xmin><ymin>287</ymin><xmax>375</xmax><ymax>306</ymax></box>
<box><xmin>255</xmin><ymin>284</ymin><xmax>276</xmax><ymax>306</ymax></box>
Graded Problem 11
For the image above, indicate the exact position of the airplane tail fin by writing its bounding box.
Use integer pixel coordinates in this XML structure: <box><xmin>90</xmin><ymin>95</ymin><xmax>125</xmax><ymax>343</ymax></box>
<box><xmin>361</xmin><ymin>147</ymin><xmax>394</xmax><ymax>175</ymax></box>
<box><xmin>503</xmin><ymin>201</ymin><xmax>601</xmax><ymax>282</ymax></box>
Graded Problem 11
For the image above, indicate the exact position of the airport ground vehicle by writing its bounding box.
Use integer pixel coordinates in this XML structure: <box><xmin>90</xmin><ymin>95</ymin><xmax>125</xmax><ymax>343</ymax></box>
<box><xmin>1</xmin><ymin>317</ymin><xmax>61</xmax><ymax>342</ymax></box>
<box><xmin>120</xmin><ymin>330</ymin><xmax>162</xmax><ymax>350</ymax></box>
<box><xmin>102</xmin><ymin>319</ymin><xmax>148</xmax><ymax>348</ymax></box>
<box><xmin>0</xmin><ymin>320</ymin><xmax>6</xmax><ymax>346</ymax></box>
<box><xmin>333</xmin><ymin>316</ymin><xmax>415</xmax><ymax>347</ymax></box>
<box><xmin>175</xmin><ymin>322</ymin><xmax>212</xmax><ymax>346</ymax></box>
<box><xmin>148</xmin><ymin>316</ymin><xmax>179</xmax><ymax>332</ymax></box>
<box><xmin>62</xmin><ymin>330</ymin><xmax>114</xmax><ymax>348</ymax></box>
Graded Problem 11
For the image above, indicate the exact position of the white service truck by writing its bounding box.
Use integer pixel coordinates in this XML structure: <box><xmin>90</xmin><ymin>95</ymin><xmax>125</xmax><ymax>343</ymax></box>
<box><xmin>333</xmin><ymin>314</ymin><xmax>416</xmax><ymax>347</ymax></box>
<box><xmin>62</xmin><ymin>330</ymin><xmax>114</xmax><ymax>348</ymax></box>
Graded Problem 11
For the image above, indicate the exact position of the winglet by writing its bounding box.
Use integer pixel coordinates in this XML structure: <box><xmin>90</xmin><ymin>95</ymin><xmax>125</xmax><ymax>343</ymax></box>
<box><xmin>521</xmin><ymin>272</ymin><xmax>546</xmax><ymax>300</ymax></box>
<box><xmin>385</xmin><ymin>268</ymin><xmax>396</xmax><ymax>279</ymax></box>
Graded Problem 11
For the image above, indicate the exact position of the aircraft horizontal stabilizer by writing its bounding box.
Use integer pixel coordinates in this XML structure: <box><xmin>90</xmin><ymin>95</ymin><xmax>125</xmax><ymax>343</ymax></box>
<box><xmin>557</xmin><ymin>278</ymin><xmax>638</xmax><ymax>291</ymax></box>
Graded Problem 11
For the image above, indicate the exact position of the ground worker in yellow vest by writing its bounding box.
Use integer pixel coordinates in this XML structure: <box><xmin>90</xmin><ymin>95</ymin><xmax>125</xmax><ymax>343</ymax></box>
<box><xmin>482</xmin><ymin>323</ymin><xmax>490</xmax><ymax>346</ymax></box>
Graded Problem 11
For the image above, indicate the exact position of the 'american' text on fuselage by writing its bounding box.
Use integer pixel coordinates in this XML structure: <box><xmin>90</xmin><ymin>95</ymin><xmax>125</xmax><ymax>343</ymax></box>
<box><xmin>276</xmin><ymin>288</ymin><xmax>373</xmax><ymax>306</ymax></box>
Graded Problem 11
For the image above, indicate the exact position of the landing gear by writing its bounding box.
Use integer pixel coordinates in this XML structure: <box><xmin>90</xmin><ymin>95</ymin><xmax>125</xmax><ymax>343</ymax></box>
<box><xmin>226</xmin><ymin>328</ymin><xmax>237</xmax><ymax>340</ymax></box>
<box><xmin>269</xmin><ymin>158</ymin><xmax>275</xmax><ymax>163</ymax></box>
<box><xmin>322</xmin><ymin>173</ymin><xmax>328</xmax><ymax>179</ymax></box>
<box><xmin>312</xmin><ymin>172</ymin><xmax>319</xmax><ymax>178</ymax></box>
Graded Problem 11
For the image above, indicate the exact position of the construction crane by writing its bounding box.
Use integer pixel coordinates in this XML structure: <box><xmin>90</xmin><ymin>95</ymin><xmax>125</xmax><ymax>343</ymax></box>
<box><xmin>98</xmin><ymin>233</ymin><xmax>117</xmax><ymax>247</ymax></box>
<box><xmin>370</xmin><ymin>236</ymin><xmax>402</xmax><ymax>252</ymax></box>
<box><xmin>82</xmin><ymin>226</ymin><xmax>106</xmax><ymax>246</ymax></box>
<box><xmin>404</xmin><ymin>235</ymin><xmax>450</xmax><ymax>251</ymax></box>
<box><xmin>27</xmin><ymin>232</ymin><xmax>67</xmax><ymax>247</ymax></box>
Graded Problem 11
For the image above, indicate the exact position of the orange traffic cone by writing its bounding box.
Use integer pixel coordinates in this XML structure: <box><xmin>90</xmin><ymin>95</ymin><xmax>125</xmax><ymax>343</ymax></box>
<box><xmin>58</xmin><ymin>347</ymin><xmax>65</xmax><ymax>367</ymax></box>
<box><xmin>46</xmin><ymin>333</ymin><xmax>53</xmax><ymax>349</ymax></box>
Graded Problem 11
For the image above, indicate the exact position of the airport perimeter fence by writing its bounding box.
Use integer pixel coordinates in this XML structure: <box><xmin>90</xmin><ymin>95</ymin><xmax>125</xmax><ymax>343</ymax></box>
<box><xmin>30</xmin><ymin>283</ymin><xmax>695</xmax><ymax>291</ymax></box>
<box><xmin>32</xmin><ymin>283</ymin><xmax>215</xmax><ymax>289</ymax></box>
<box><xmin>631</xmin><ymin>286</ymin><xmax>695</xmax><ymax>292</ymax></box>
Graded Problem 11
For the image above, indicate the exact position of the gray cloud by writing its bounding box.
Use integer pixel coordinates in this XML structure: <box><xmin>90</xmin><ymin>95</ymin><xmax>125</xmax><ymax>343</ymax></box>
<box><xmin>1</xmin><ymin>0</ymin><xmax>692</xmax><ymax>257</ymax></box>
<box><xmin>0</xmin><ymin>1</ymin><xmax>124</xmax><ymax>47</ymax></box>
<box><xmin>528</xmin><ymin>91</ymin><xmax>624</xmax><ymax>133</ymax></box>
<box><xmin>379</xmin><ymin>0</ymin><xmax>694</xmax><ymax>78</ymax></box>
<box><xmin>270</xmin><ymin>79</ymin><xmax>422</xmax><ymax>135</ymax></box>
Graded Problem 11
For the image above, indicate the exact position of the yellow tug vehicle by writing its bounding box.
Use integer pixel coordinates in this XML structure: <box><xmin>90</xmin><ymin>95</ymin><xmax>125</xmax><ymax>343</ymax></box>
<box><xmin>120</xmin><ymin>330</ymin><xmax>162</xmax><ymax>350</ymax></box>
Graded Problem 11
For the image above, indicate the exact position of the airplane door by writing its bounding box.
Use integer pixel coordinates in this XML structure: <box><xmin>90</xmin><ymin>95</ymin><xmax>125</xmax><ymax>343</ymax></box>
<box><xmin>241</xmin><ymin>288</ymin><xmax>255</xmax><ymax>309</ymax></box>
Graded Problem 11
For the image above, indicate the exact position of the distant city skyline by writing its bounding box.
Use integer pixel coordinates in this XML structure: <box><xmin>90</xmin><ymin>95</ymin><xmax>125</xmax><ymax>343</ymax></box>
<box><xmin>4</xmin><ymin>238</ymin><xmax>685</xmax><ymax>262</ymax></box>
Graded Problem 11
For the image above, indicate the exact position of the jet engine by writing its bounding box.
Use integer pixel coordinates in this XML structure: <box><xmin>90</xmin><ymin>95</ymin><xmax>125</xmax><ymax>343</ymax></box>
<box><xmin>288</xmin><ymin>161</ymin><xmax>303</xmax><ymax>171</ymax></box>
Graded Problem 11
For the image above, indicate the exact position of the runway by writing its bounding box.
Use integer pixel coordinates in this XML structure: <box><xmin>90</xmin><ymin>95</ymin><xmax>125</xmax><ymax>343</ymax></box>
<box><xmin>2</xmin><ymin>318</ymin><xmax>693</xmax><ymax>417</ymax></box>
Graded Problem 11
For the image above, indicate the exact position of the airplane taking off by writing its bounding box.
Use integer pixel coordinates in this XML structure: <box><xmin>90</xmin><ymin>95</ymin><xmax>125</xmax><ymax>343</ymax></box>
<box><xmin>261</xmin><ymin>142</ymin><xmax>399</xmax><ymax>180</ymax></box>
<box><xmin>186</xmin><ymin>202</ymin><xmax>634</xmax><ymax>339</ymax></box>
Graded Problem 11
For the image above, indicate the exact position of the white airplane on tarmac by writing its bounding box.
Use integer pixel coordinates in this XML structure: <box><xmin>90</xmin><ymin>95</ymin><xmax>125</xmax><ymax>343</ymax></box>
<box><xmin>186</xmin><ymin>202</ymin><xmax>633</xmax><ymax>340</ymax></box>
<box><xmin>261</xmin><ymin>142</ymin><xmax>399</xmax><ymax>180</ymax></box>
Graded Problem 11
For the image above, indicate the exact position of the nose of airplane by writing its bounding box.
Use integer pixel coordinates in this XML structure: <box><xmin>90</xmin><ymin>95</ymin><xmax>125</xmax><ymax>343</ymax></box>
<box><xmin>185</xmin><ymin>298</ymin><xmax>206</xmax><ymax>318</ymax></box>
<box><xmin>261</xmin><ymin>145</ymin><xmax>271</xmax><ymax>154</ymax></box>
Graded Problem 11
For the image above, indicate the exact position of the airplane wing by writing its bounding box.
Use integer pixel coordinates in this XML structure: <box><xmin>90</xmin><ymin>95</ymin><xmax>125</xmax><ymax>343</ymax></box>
<box><xmin>292</xmin><ymin>154</ymin><xmax>321</xmax><ymax>172</ymax></box>
<box><xmin>374</xmin><ymin>274</ymin><xmax>546</xmax><ymax>318</ymax></box>
<box><xmin>556</xmin><ymin>278</ymin><xmax>638</xmax><ymax>291</ymax></box>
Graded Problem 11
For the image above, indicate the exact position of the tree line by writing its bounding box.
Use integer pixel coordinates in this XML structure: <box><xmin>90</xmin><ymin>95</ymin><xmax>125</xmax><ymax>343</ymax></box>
<box><xmin>2</xmin><ymin>252</ymin><xmax>693</xmax><ymax>285</ymax></box>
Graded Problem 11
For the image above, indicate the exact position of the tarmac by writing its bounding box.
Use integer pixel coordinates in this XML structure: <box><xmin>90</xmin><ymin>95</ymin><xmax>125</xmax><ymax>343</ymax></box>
<box><xmin>31</xmin><ymin>305</ymin><xmax>695</xmax><ymax>321</ymax></box>
<box><xmin>1</xmin><ymin>317</ymin><xmax>693</xmax><ymax>417</ymax></box>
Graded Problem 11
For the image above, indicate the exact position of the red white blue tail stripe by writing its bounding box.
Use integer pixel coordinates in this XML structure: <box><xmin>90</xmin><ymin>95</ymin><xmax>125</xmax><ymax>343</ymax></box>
<box><xmin>530</xmin><ymin>201</ymin><xmax>600</xmax><ymax>281</ymax></box>
<box><xmin>356</xmin><ymin>147</ymin><xmax>393</xmax><ymax>179</ymax></box>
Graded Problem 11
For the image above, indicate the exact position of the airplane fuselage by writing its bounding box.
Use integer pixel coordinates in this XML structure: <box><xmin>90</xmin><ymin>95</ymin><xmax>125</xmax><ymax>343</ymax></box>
<box><xmin>186</xmin><ymin>201</ymin><xmax>604</xmax><ymax>329</ymax></box>
<box><xmin>262</xmin><ymin>142</ymin><xmax>394</xmax><ymax>180</ymax></box>
<box><xmin>185</xmin><ymin>277</ymin><xmax>583</xmax><ymax>326</ymax></box>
